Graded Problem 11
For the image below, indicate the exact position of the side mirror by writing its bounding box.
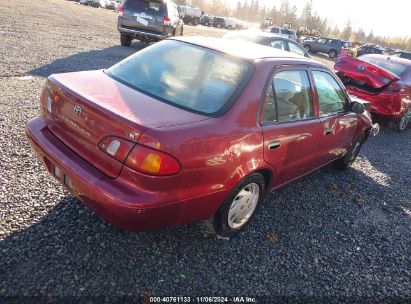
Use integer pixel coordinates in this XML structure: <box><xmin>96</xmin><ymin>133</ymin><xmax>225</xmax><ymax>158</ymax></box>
<box><xmin>351</xmin><ymin>102</ymin><xmax>365</xmax><ymax>114</ymax></box>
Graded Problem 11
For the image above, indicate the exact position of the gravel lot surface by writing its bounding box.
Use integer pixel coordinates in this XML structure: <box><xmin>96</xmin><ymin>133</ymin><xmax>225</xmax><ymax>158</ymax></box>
<box><xmin>1</xmin><ymin>0</ymin><xmax>410</xmax><ymax>302</ymax></box>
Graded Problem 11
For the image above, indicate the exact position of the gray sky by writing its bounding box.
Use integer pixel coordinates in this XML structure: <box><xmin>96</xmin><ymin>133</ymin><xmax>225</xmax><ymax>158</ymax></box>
<box><xmin>238</xmin><ymin>0</ymin><xmax>410</xmax><ymax>38</ymax></box>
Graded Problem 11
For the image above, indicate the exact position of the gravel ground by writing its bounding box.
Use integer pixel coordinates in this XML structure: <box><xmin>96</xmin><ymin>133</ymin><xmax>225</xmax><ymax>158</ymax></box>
<box><xmin>1</xmin><ymin>0</ymin><xmax>410</xmax><ymax>302</ymax></box>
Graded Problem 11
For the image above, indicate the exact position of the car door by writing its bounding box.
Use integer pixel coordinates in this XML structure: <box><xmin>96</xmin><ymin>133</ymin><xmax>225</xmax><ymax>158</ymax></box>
<box><xmin>311</xmin><ymin>69</ymin><xmax>359</xmax><ymax>164</ymax></box>
<box><xmin>316</xmin><ymin>38</ymin><xmax>327</xmax><ymax>53</ymax></box>
<box><xmin>260</xmin><ymin>67</ymin><xmax>323</xmax><ymax>186</ymax></box>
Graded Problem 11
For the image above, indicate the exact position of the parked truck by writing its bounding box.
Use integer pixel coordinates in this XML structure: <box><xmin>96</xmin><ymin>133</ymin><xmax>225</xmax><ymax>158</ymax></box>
<box><xmin>179</xmin><ymin>6</ymin><xmax>202</xmax><ymax>26</ymax></box>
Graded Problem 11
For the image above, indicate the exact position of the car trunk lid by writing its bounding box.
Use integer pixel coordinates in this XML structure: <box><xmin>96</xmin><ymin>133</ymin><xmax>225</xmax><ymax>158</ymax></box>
<box><xmin>335</xmin><ymin>56</ymin><xmax>399</xmax><ymax>90</ymax></box>
<box><xmin>44</xmin><ymin>70</ymin><xmax>207</xmax><ymax>178</ymax></box>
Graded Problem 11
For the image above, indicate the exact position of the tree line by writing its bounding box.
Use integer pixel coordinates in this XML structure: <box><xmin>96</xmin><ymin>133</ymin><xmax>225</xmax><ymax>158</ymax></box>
<box><xmin>175</xmin><ymin>0</ymin><xmax>411</xmax><ymax>51</ymax></box>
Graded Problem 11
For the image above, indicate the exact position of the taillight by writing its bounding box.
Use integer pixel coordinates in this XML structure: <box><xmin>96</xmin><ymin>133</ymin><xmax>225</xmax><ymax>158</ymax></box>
<box><xmin>125</xmin><ymin>144</ymin><xmax>180</xmax><ymax>176</ymax></box>
<box><xmin>118</xmin><ymin>5</ymin><xmax>123</xmax><ymax>16</ymax></box>
<box><xmin>164</xmin><ymin>16</ymin><xmax>171</xmax><ymax>26</ymax></box>
<box><xmin>98</xmin><ymin>137</ymin><xmax>135</xmax><ymax>162</ymax></box>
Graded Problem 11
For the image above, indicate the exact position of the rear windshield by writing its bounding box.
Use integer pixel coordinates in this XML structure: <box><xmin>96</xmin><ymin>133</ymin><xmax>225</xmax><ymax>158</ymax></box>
<box><xmin>359</xmin><ymin>55</ymin><xmax>408</xmax><ymax>77</ymax></box>
<box><xmin>106</xmin><ymin>40</ymin><xmax>253</xmax><ymax>115</ymax></box>
<box><xmin>281</xmin><ymin>29</ymin><xmax>294</xmax><ymax>35</ymax></box>
<box><xmin>125</xmin><ymin>0</ymin><xmax>166</xmax><ymax>15</ymax></box>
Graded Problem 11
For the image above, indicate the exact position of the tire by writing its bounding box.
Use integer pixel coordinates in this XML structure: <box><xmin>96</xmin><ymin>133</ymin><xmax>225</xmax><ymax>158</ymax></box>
<box><xmin>208</xmin><ymin>174</ymin><xmax>265</xmax><ymax>237</ymax></box>
<box><xmin>329</xmin><ymin>49</ymin><xmax>337</xmax><ymax>58</ymax></box>
<box><xmin>390</xmin><ymin>107</ymin><xmax>411</xmax><ymax>132</ymax></box>
<box><xmin>334</xmin><ymin>133</ymin><xmax>364</xmax><ymax>170</ymax></box>
<box><xmin>120</xmin><ymin>34</ymin><xmax>132</xmax><ymax>47</ymax></box>
<box><xmin>304</xmin><ymin>45</ymin><xmax>311</xmax><ymax>53</ymax></box>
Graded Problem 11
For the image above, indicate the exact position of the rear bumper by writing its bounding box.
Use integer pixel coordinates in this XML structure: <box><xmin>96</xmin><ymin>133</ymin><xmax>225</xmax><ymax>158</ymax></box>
<box><xmin>26</xmin><ymin>117</ymin><xmax>227</xmax><ymax>231</ymax></box>
<box><xmin>117</xmin><ymin>25</ymin><xmax>168</xmax><ymax>40</ymax></box>
<box><xmin>346</xmin><ymin>88</ymin><xmax>406</xmax><ymax>121</ymax></box>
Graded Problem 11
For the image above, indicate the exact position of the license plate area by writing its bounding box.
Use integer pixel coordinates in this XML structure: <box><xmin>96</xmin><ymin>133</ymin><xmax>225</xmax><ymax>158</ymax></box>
<box><xmin>52</xmin><ymin>163</ymin><xmax>73</xmax><ymax>189</ymax></box>
<box><xmin>135</xmin><ymin>16</ymin><xmax>149</xmax><ymax>26</ymax></box>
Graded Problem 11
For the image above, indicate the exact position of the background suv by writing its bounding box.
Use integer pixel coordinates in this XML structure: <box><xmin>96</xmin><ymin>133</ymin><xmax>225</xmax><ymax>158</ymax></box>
<box><xmin>304</xmin><ymin>37</ymin><xmax>346</xmax><ymax>58</ymax></box>
<box><xmin>265</xmin><ymin>27</ymin><xmax>298</xmax><ymax>42</ymax></box>
<box><xmin>117</xmin><ymin>0</ymin><xmax>183</xmax><ymax>46</ymax></box>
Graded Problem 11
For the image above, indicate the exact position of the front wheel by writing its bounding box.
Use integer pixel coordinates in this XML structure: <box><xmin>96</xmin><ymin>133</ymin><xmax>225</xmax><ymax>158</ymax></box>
<box><xmin>329</xmin><ymin>49</ymin><xmax>337</xmax><ymax>58</ymax></box>
<box><xmin>120</xmin><ymin>34</ymin><xmax>132</xmax><ymax>47</ymax></box>
<box><xmin>208</xmin><ymin>174</ymin><xmax>265</xmax><ymax>237</ymax></box>
<box><xmin>390</xmin><ymin>107</ymin><xmax>411</xmax><ymax>132</ymax></box>
<box><xmin>334</xmin><ymin>133</ymin><xmax>364</xmax><ymax>170</ymax></box>
<box><xmin>304</xmin><ymin>45</ymin><xmax>311</xmax><ymax>53</ymax></box>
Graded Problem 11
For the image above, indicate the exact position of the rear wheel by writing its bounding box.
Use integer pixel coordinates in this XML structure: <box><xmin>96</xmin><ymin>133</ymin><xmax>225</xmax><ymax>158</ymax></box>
<box><xmin>329</xmin><ymin>49</ymin><xmax>338</xmax><ymax>58</ymax></box>
<box><xmin>334</xmin><ymin>133</ymin><xmax>364</xmax><ymax>170</ymax></box>
<box><xmin>120</xmin><ymin>34</ymin><xmax>132</xmax><ymax>47</ymax></box>
<box><xmin>207</xmin><ymin>174</ymin><xmax>265</xmax><ymax>237</ymax></box>
<box><xmin>390</xmin><ymin>107</ymin><xmax>411</xmax><ymax>132</ymax></box>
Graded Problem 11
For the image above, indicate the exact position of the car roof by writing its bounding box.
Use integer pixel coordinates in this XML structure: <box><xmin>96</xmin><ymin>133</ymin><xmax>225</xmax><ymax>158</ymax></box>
<box><xmin>360</xmin><ymin>54</ymin><xmax>411</xmax><ymax>67</ymax></box>
<box><xmin>171</xmin><ymin>36</ymin><xmax>311</xmax><ymax>62</ymax></box>
<box><xmin>228</xmin><ymin>30</ymin><xmax>295</xmax><ymax>42</ymax></box>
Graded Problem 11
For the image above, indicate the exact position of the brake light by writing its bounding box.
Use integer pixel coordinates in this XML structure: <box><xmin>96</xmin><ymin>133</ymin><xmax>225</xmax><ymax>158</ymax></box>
<box><xmin>118</xmin><ymin>5</ymin><xmax>123</xmax><ymax>16</ymax></box>
<box><xmin>98</xmin><ymin>137</ymin><xmax>135</xmax><ymax>162</ymax></box>
<box><xmin>164</xmin><ymin>16</ymin><xmax>171</xmax><ymax>26</ymax></box>
<box><xmin>125</xmin><ymin>144</ymin><xmax>180</xmax><ymax>176</ymax></box>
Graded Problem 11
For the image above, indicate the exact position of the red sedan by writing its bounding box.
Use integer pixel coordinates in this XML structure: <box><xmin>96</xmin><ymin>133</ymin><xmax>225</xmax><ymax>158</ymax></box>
<box><xmin>26</xmin><ymin>37</ymin><xmax>376</xmax><ymax>236</ymax></box>
<box><xmin>335</xmin><ymin>54</ymin><xmax>411</xmax><ymax>131</ymax></box>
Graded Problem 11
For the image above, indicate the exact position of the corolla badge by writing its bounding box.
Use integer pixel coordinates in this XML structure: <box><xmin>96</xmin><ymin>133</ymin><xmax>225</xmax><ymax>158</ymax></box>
<box><xmin>74</xmin><ymin>105</ymin><xmax>82</xmax><ymax>115</ymax></box>
<box><xmin>358</xmin><ymin>65</ymin><xmax>365</xmax><ymax>71</ymax></box>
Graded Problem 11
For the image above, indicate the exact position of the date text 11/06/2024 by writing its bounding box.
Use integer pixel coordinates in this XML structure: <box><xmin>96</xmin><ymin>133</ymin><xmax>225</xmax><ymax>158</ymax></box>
<box><xmin>149</xmin><ymin>296</ymin><xmax>257</xmax><ymax>303</ymax></box>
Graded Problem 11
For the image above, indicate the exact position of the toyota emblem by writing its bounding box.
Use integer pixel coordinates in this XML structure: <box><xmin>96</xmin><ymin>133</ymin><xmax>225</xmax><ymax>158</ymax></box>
<box><xmin>358</xmin><ymin>65</ymin><xmax>365</xmax><ymax>71</ymax></box>
<box><xmin>74</xmin><ymin>105</ymin><xmax>82</xmax><ymax>115</ymax></box>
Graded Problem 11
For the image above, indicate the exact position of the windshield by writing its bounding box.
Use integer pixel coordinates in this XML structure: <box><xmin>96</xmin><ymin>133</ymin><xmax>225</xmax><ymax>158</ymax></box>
<box><xmin>106</xmin><ymin>40</ymin><xmax>253</xmax><ymax>115</ymax></box>
<box><xmin>359</xmin><ymin>55</ymin><xmax>408</xmax><ymax>77</ymax></box>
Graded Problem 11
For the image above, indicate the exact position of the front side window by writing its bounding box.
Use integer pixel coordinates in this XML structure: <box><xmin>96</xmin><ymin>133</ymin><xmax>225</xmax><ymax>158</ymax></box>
<box><xmin>270</xmin><ymin>40</ymin><xmax>287</xmax><ymax>51</ymax></box>
<box><xmin>106</xmin><ymin>40</ymin><xmax>253</xmax><ymax>115</ymax></box>
<box><xmin>288</xmin><ymin>42</ymin><xmax>306</xmax><ymax>57</ymax></box>
<box><xmin>312</xmin><ymin>71</ymin><xmax>346</xmax><ymax>115</ymax></box>
<box><xmin>262</xmin><ymin>70</ymin><xmax>314</xmax><ymax>122</ymax></box>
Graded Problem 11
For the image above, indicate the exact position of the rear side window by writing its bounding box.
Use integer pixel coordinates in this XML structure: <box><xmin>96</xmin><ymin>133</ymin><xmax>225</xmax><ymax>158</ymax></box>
<box><xmin>282</xmin><ymin>29</ymin><xmax>292</xmax><ymax>35</ymax></box>
<box><xmin>312</xmin><ymin>71</ymin><xmax>346</xmax><ymax>115</ymax></box>
<box><xmin>288</xmin><ymin>42</ymin><xmax>306</xmax><ymax>57</ymax></box>
<box><xmin>125</xmin><ymin>0</ymin><xmax>166</xmax><ymax>15</ymax></box>
<box><xmin>106</xmin><ymin>40</ymin><xmax>253</xmax><ymax>115</ymax></box>
<box><xmin>270</xmin><ymin>40</ymin><xmax>287</xmax><ymax>51</ymax></box>
<box><xmin>271</xmin><ymin>28</ymin><xmax>280</xmax><ymax>34</ymax></box>
<box><xmin>262</xmin><ymin>70</ymin><xmax>314</xmax><ymax>122</ymax></box>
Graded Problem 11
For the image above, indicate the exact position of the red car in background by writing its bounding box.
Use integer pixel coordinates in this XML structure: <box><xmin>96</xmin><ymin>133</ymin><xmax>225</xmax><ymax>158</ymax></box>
<box><xmin>26</xmin><ymin>37</ymin><xmax>376</xmax><ymax>236</ymax></box>
<box><xmin>335</xmin><ymin>54</ymin><xmax>411</xmax><ymax>131</ymax></box>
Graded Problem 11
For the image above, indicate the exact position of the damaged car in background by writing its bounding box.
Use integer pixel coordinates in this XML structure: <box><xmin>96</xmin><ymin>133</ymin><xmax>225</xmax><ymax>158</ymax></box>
<box><xmin>335</xmin><ymin>54</ymin><xmax>411</xmax><ymax>131</ymax></box>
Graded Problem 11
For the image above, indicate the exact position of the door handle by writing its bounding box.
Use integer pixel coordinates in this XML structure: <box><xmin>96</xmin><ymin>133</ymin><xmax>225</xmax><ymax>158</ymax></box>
<box><xmin>268</xmin><ymin>141</ymin><xmax>281</xmax><ymax>150</ymax></box>
<box><xmin>324</xmin><ymin>128</ymin><xmax>332</xmax><ymax>136</ymax></box>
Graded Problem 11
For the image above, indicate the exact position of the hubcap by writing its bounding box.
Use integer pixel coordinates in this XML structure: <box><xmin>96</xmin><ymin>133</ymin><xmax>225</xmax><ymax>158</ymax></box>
<box><xmin>349</xmin><ymin>140</ymin><xmax>361</xmax><ymax>163</ymax></box>
<box><xmin>399</xmin><ymin>108</ymin><xmax>411</xmax><ymax>131</ymax></box>
<box><xmin>228</xmin><ymin>183</ymin><xmax>260</xmax><ymax>229</ymax></box>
